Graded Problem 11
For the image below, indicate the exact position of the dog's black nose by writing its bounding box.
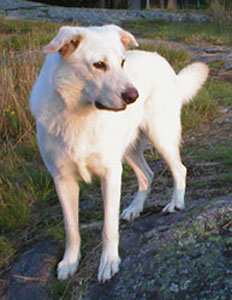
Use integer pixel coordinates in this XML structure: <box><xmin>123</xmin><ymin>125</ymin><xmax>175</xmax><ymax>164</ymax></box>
<box><xmin>121</xmin><ymin>87</ymin><xmax>139</xmax><ymax>104</ymax></box>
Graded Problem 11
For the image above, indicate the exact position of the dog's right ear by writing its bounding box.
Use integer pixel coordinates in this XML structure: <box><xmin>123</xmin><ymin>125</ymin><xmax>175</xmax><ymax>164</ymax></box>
<box><xmin>43</xmin><ymin>26</ymin><xmax>83</xmax><ymax>57</ymax></box>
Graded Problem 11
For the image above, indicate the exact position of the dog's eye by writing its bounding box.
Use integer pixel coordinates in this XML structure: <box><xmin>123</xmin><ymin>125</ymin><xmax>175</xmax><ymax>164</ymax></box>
<box><xmin>121</xmin><ymin>59</ymin><xmax>126</xmax><ymax>68</ymax></box>
<box><xmin>93</xmin><ymin>61</ymin><xmax>107</xmax><ymax>71</ymax></box>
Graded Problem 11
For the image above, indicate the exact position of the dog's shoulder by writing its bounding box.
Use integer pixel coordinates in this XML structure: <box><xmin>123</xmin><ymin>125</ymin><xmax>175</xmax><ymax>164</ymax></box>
<box><xmin>30</xmin><ymin>53</ymin><xmax>62</xmax><ymax>119</ymax></box>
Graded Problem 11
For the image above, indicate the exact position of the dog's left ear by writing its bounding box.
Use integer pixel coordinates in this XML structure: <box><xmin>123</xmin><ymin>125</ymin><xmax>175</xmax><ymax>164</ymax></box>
<box><xmin>43</xmin><ymin>26</ymin><xmax>84</xmax><ymax>57</ymax></box>
<box><xmin>119</xmin><ymin>30</ymin><xmax>138</xmax><ymax>49</ymax></box>
<box><xmin>104</xmin><ymin>25</ymin><xmax>138</xmax><ymax>49</ymax></box>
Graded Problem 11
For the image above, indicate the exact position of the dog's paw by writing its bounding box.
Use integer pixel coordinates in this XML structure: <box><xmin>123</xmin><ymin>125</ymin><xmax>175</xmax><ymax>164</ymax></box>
<box><xmin>121</xmin><ymin>205</ymin><xmax>142</xmax><ymax>221</ymax></box>
<box><xmin>57</xmin><ymin>253</ymin><xmax>81</xmax><ymax>281</ymax></box>
<box><xmin>162</xmin><ymin>201</ymin><xmax>185</xmax><ymax>213</ymax></box>
<box><xmin>98</xmin><ymin>253</ymin><xmax>121</xmax><ymax>283</ymax></box>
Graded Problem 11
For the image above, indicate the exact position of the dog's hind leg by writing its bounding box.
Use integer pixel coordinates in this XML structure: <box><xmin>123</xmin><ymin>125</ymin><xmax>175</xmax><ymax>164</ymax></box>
<box><xmin>160</xmin><ymin>148</ymin><xmax>186</xmax><ymax>213</ymax></box>
<box><xmin>98</xmin><ymin>164</ymin><xmax>122</xmax><ymax>283</ymax></box>
<box><xmin>148</xmin><ymin>131</ymin><xmax>187</xmax><ymax>213</ymax></box>
<box><xmin>54</xmin><ymin>173</ymin><xmax>81</xmax><ymax>280</ymax></box>
<box><xmin>121</xmin><ymin>140</ymin><xmax>154</xmax><ymax>221</ymax></box>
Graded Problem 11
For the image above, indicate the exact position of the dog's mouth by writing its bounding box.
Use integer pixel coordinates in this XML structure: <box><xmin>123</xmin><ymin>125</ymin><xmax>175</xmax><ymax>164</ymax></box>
<box><xmin>95</xmin><ymin>101</ymin><xmax>127</xmax><ymax>112</ymax></box>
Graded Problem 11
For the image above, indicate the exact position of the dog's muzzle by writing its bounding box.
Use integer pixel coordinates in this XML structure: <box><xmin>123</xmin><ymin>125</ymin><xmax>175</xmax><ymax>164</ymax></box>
<box><xmin>121</xmin><ymin>87</ymin><xmax>139</xmax><ymax>104</ymax></box>
<box><xmin>95</xmin><ymin>101</ymin><xmax>126</xmax><ymax>112</ymax></box>
<box><xmin>95</xmin><ymin>87</ymin><xmax>139</xmax><ymax>112</ymax></box>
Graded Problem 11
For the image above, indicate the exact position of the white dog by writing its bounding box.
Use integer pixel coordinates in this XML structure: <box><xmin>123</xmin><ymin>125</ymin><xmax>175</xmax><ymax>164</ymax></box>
<box><xmin>30</xmin><ymin>24</ymin><xmax>208</xmax><ymax>283</ymax></box>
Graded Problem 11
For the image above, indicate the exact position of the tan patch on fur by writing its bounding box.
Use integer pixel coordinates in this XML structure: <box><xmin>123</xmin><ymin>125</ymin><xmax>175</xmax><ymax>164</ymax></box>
<box><xmin>119</xmin><ymin>31</ymin><xmax>138</xmax><ymax>49</ymax></box>
<box><xmin>59</xmin><ymin>35</ymin><xmax>83</xmax><ymax>57</ymax></box>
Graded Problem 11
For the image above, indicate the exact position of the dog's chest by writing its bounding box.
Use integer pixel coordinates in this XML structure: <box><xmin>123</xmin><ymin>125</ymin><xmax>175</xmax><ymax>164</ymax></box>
<box><xmin>60</xmin><ymin>114</ymin><xmax>124</xmax><ymax>182</ymax></box>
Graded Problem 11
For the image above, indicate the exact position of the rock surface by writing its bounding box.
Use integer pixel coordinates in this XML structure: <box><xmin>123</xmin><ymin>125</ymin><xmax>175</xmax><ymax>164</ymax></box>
<box><xmin>0</xmin><ymin>0</ymin><xmax>212</xmax><ymax>25</ymax></box>
<box><xmin>223</xmin><ymin>62</ymin><xmax>232</xmax><ymax>70</ymax></box>
<box><xmin>3</xmin><ymin>240</ymin><xmax>60</xmax><ymax>300</ymax></box>
<box><xmin>85</xmin><ymin>195</ymin><xmax>232</xmax><ymax>300</ymax></box>
<box><xmin>3</xmin><ymin>195</ymin><xmax>231</xmax><ymax>300</ymax></box>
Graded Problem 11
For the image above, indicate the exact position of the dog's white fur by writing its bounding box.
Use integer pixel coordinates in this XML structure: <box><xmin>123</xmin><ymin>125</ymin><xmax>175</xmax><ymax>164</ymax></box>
<box><xmin>30</xmin><ymin>24</ymin><xmax>209</xmax><ymax>283</ymax></box>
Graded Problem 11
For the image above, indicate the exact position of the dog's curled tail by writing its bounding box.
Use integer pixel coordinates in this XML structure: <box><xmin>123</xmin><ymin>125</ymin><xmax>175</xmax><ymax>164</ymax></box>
<box><xmin>177</xmin><ymin>62</ymin><xmax>209</xmax><ymax>105</ymax></box>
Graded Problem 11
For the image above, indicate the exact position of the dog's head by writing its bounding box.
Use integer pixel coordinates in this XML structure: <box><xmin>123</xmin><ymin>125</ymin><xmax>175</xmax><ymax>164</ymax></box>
<box><xmin>43</xmin><ymin>25</ymin><xmax>139</xmax><ymax>112</ymax></box>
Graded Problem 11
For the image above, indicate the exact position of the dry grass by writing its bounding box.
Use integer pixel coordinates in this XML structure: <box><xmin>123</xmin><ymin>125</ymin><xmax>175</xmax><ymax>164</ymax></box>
<box><xmin>0</xmin><ymin>52</ymin><xmax>39</xmax><ymax>141</ymax></box>
<box><xmin>0</xmin><ymin>19</ymin><xmax>59</xmax><ymax>279</ymax></box>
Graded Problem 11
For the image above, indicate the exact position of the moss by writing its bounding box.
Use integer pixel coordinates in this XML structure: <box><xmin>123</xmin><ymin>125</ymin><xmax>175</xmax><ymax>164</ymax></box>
<box><xmin>153</xmin><ymin>229</ymin><xmax>231</xmax><ymax>299</ymax></box>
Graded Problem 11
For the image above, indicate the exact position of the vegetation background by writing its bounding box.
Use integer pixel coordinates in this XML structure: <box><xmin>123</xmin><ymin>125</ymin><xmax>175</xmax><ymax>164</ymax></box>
<box><xmin>27</xmin><ymin>0</ymin><xmax>232</xmax><ymax>11</ymax></box>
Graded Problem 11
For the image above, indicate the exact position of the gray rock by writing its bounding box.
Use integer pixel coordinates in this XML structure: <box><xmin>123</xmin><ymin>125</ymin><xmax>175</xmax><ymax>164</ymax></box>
<box><xmin>4</xmin><ymin>240</ymin><xmax>60</xmax><ymax>300</ymax></box>
<box><xmin>0</xmin><ymin>0</ymin><xmax>212</xmax><ymax>26</ymax></box>
<box><xmin>0</xmin><ymin>0</ymin><xmax>46</xmax><ymax>9</ymax></box>
<box><xmin>226</xmin><ymin>53</ymin><xmax>232</xmax><ymax>60</ymax></box>
<box><xmin>5</xmin><ymin>8</ymin><xmax>47</xmax><ymax>20</ymax></box>
<box><xmin>194</xmin><ymin>53</ymin><xmax>227</xmax><ymax>63</ymax></box>
<box><xmin>85</xmin><ymin>195</ymin><xmax>232</xmax><ymax>300</ymax></box>
<box><xmin>203</xmin><ymin>47</ymin><xmax>230</xmax><ymax>54</ymax></box>
<box><xmin>223</xmin><ymin>62</ymin><xmax>232</xmax><ymax>70</ymax></box>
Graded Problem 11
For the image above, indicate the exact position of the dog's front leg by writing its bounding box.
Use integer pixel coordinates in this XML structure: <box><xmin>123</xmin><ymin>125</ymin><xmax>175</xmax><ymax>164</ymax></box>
<box><xmin>98</xmin><ymin>165</ymin><xmax>122</xmax><ymax>283</ymax></box>
<box><xmin>54</xmin><ymin>174</ymin><xmax>81</xmax><ymax>280</ymax></box>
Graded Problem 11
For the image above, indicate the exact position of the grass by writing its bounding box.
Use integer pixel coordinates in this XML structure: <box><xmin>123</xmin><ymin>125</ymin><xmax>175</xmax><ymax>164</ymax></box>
<box><xmin>0</xmin><ymin>237</ymin><xmax>14</xmax><ymax>270</ymax></box>
<box><xmin>0</xmin><ymin>19</ymin><xmax>60</xmax><ymax>279</ymax></box>
<box><xmin>139</xmin><ymin>43</ymin><xmax>191</xmax><ymax>71</ymax></box>
<box><xmin>208</xmin><ymin>59</ymin><xmax>224</xmax><ymax>69</ymax></box>
<box><xmin>182</xmin><ymin>83</ymin><xmax>218</xmax><ymax>132</ymax></box>
<box><xmin>207</xmin><ymin>80</ymin><xmax>232</xmax><ymax>105</ymax></box>
<box><xmin>194</xmin><ymin>148</ymin><xmax>232</xmax><ymax>166</ymax></box>
<box><xmin>124</xmin><ymin>19</ymin><xmax>232</xmax><ymax>46</ymax></box>
<box><xmin>0</xmin><ymin>16</ymin><xmax>232</xmax><ymax>299</ymax></box>
<box><xmin>0</xmin><ymin>18</ymin><xmax>59</xmax><ymax>51</ymax></box>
